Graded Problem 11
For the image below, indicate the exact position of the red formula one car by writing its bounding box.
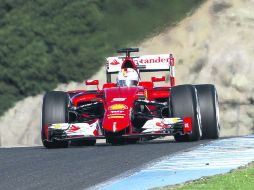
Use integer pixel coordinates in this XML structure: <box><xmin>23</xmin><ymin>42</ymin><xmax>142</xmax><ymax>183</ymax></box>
<box><xmin>41</xmin><ymin>48</ymin><xmax>220</xmax><ymax>148</ymax></box>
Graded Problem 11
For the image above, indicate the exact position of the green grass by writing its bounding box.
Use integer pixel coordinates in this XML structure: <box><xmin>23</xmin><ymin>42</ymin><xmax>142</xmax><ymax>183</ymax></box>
<box><xmin>158</xmin><ymin>162</ymin><xmax>254</xmax><ymax>190</ymax></box>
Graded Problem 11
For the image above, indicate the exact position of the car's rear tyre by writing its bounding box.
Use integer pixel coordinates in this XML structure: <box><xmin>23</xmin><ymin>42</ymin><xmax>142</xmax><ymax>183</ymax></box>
<box><xmin>170</xmin><ymin>85</ymin><xmax>202</xmax><ymax>142</ymax></box>
<box><xmin>195</xmin><ymin>84</ymin><xmax>220</xmax><ymax>139</ymax></box>
<box><xmin>70</xmin><ymin>139</ymin><xmax>96</xmax><ymax>146</ymax></box>
<box><xmin>41</xmin><ymin>91</ymin><xmax>69</xmax><ymax>148</ymax></box>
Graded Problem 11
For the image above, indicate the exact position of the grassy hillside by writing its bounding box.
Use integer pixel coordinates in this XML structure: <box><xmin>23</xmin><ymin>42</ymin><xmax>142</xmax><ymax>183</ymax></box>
<box><xmin>0</xmin><ymin>0</ymin><xmax>205</xmax><ymax>115</ymax></box>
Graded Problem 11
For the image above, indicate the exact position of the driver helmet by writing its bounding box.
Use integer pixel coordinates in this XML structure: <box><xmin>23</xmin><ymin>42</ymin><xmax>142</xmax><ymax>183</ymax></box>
<box><xmin>116</xmin><ymin>68</ymin><xmax>139</xmax><ymax>87</ymax></box>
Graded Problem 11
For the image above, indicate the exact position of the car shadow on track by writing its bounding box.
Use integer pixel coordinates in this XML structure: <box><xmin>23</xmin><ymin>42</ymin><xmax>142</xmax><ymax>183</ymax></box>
<box><xmin>2</xmin><ymin>136</ymin><xmax>231</xmax><ymax>150</ymax></box>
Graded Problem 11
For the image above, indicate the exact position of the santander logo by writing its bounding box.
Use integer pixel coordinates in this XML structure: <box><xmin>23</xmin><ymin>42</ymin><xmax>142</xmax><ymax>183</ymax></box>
<box><xmin>134</xmin><ymin>56</ymin><xmax>170</xmax><ymax>64</ymax></box>
<box><xmin>156</xmin><ymin>122</ymin><xmax>167</xmax><ymax>128</ymax></box>
<box><xmin>110</xmin><ymin>59</ymin><xmax>120</xmax><ymax>65</ymax></box>
<box><xmin>67</xmin><ymin>125</ymin><xmax>80</xmax><ymax>133</ymax></box>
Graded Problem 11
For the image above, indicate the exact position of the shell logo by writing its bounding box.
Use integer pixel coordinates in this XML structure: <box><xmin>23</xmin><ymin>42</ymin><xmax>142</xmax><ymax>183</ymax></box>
<box><xmin>109</xmin><ymin>104</ymin><xmax>128</xmax><ymax>110</ymax></box>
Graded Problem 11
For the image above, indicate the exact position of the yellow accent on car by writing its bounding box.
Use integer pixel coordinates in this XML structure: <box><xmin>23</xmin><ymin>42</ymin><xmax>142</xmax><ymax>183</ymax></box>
<box><xmin>108</xmin><ymin>115</ymin><xmax>124</xmax><ymax>119</ymax></box>
<box><xmin>144</xmin><ymin>90</ymin><xmax>148</xmax><ymax>99</ymax></box>
<box><xmin>53</xmin><ymin>124</ymin><xmax>62</xmax><ymax>129</ymax></box>
<box><xmin>171</xmin><ymin>118</ymin><xmax>182</xmax><ymax>123</ymax></box>
<box><xmin>109</xmin><ymin>104</ymin><xmax>127</xmax><ymax>110</ymax></box>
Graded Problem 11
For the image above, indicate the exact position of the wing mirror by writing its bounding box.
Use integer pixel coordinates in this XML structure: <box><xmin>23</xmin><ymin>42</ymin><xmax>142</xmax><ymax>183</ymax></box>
<box><xmin>85</xmin><ymin>80</ymin><xmax>99</xmax><ymax>90</ymax></box>
<box><xmin>151</xmin><ymin>76</ymin><xmax>166</xmax><ymax>82</ymax></box>
<box><xmin>85</xmin><ymin>80</ymin><xmax>99</xmax><ymax>85</ymax></box>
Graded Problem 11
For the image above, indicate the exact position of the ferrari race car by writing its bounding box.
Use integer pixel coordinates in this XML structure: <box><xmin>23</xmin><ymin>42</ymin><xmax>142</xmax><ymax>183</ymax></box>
<box><xmin>41</xmin><ymin>48</ymin><xmax>220</xmax><ymax>148</ymax></box>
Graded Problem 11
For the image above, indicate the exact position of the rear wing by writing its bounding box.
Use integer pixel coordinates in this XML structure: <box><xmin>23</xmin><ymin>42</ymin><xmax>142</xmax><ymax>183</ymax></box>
<box><xmin>105</xmin><ymin>54</ymin><xmax>175</xmax><ymax>86</ymax></box>
<box><xmin>106</xmin><ymin>54</ymin><xmax>170</xmax><ymax>73</ymax></box>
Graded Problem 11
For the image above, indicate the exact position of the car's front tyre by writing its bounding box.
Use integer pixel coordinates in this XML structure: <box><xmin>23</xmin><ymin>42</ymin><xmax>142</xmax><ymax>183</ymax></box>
<box><xmin>41</xmin><ymin>91</ymin><xmax>69</xmax><ymax>148</ymax></box>
<box><xmin>169</xmin><ymin>85</ymin><xmax>202</xmax><ymax>142</ymax></box>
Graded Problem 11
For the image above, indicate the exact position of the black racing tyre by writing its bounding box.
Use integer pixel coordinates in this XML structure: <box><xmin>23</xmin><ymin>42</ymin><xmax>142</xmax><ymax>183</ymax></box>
<box><xmin>170</xmin><ymin>85</ymin><xmax>202</xmax><ymax>142</ymax></box>
<box><xmin>195</xmin><ymin>84</ymin><xmax>220</xmax><ymax>139</ymax></box>
<box><xmin>41</xmin><ymin>91</ymin><xmax>69</xmax><ymax>148</ymax></box>
<box><xmin>70</xmin><ymin>139</ymin><xmax>96</xmax><ymax>146</ymax></box>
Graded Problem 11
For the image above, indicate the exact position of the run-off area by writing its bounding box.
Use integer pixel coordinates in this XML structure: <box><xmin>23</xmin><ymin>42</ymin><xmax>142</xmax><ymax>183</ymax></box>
<box><xmin>96</xmin><ymin>135</ymin><xmax>254</xmax><ymax>190</ymax></box>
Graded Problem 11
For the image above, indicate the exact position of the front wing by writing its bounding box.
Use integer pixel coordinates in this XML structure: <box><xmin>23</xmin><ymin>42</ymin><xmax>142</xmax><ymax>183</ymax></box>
<box><xmin>45</xmin><ymin>117</ymin><xmax>192</xmax><ymax>142</ymax></box>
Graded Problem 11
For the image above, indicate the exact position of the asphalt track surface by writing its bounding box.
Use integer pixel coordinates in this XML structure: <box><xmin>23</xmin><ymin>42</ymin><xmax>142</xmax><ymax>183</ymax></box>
<box><xmin>0</xmin><ymin>139</ymin><xmax>211</xmax><ymax>190</ymax></box>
